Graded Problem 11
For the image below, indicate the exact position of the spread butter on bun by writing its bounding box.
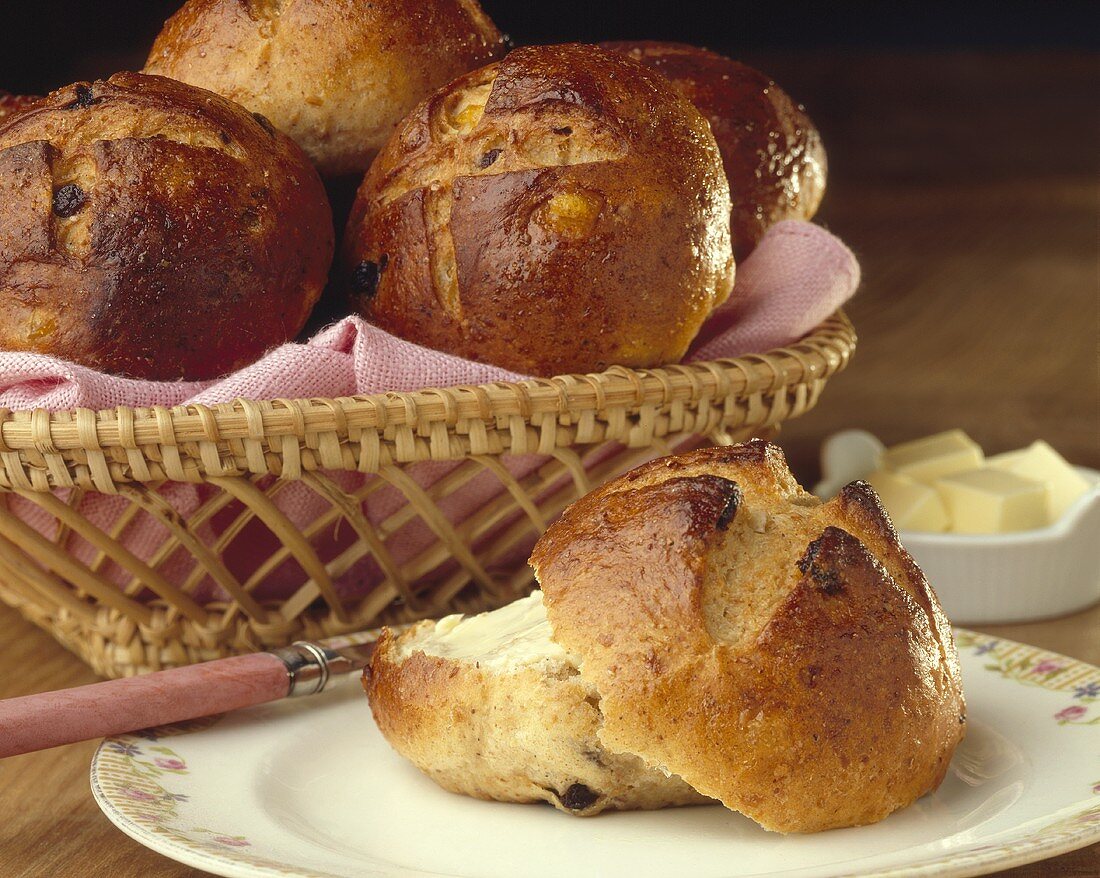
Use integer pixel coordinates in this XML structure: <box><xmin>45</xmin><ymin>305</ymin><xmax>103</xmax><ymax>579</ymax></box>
<box><xmin>601</xmin><ymin>41</ymin><xmax>827</xmax><ymax>261</ymax></box>
<box><xmin>145</xmin><ymin>0</ymin><xmax>506</xmax><ymax>178</ymax></box>
<box><xmin>365</xmin><ymin>591</ymin><xmax>711</xmax><ymax>816</ymax></box>
<box><xmin>0</xmin><ymin>73</ymin><xmax>333</xmax><ymax>380</ymax></box>
<box><xmin>366</xmin><ymin>440</ymin><xmax>966</xmax><ymax>831</ymax></box>
<box><xmin>342</xmin><ymin>43</ymin><xmax>736</xmax><ymax>376</ymax></box>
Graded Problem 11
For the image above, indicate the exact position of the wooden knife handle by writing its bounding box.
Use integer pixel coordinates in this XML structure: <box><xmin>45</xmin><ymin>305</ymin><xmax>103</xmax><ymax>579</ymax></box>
<box><xmin>0</xmin><ymin>652</ymin><xmax>289</xmax><ymax>759</ymax></box>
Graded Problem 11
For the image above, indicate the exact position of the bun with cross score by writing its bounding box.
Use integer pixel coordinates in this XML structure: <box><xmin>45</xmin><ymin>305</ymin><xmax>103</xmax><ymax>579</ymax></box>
<box><xmin>0</xmin><ymin>72</ymin><xmax>333</xmax><ymax>380</ymax></box>
<box><xmin>600</xmin><ymin>42</ymin><xmax>827</xmax><ymax>263</ymax></box>
<box><xmin>341</xmin><ymin>43</ymin><xmax>737</xmax><ymax>376</ymax></box>
<box><xmin>365</xmin><ymin>441</ymin><xmax>966</xmax><ymax>828</ymax></box>
<box><xmin>145</xmin><ymin>0</ymin><xmax>507</xmax><ymax>180</ymax></box>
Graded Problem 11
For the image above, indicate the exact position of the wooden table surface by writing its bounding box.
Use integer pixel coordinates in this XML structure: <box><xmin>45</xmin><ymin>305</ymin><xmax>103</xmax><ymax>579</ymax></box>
<box><xmin>1</xmin><ymin>51</ymin><xmax>1097</xmax><ymax>877</ymax></box>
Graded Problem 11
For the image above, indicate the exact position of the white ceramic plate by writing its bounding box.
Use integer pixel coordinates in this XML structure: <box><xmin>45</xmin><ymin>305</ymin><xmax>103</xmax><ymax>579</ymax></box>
<box><xmin>91</xmin><ymin>630</ymin><xmax>1100</xmax><ymax>878</ymax></box>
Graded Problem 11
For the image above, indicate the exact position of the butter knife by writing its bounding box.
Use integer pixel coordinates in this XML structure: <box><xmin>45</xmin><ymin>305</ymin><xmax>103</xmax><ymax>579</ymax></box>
<box><xmin>0</xmin><ymin>630</ymin><xmax>385</xmax><ymax>759</ymax></box>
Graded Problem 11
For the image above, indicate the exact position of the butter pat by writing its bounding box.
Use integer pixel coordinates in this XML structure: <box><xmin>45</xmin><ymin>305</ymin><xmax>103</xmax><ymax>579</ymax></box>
<box><xmin>402</xmin><ymin>591</ymin><xmax>569</xmax><ymax>671</ymax></box>
<box><xmin>866</xmin><ymin>469</ymin><xmax>950</xmax><ymax>532</ymax></box>
<box><xmin>881</xmin><ymin>429</ymin><xmax>984</xmax><ymax>483</ymax></box>
<box><xmin>934</xmin><ymin>468</ymin><xmax>1048</xmax><ymax>534</ymax></box>
<box><xmin>988</xmin><ymin>440</ymin><xmax>1091</xmax><ymax>521</ymax></box>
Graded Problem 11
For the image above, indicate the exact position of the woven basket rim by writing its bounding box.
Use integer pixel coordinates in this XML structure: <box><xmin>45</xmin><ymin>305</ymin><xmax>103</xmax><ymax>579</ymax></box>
<box><xmin>0</xmin><ymin>310</ymin><xmax>855</xmax><ymax>455</ymax></box>
<box><xmin>0</xmin><ymin>310</ymin><xmax>856</xmax><ymax>676</ymax></box>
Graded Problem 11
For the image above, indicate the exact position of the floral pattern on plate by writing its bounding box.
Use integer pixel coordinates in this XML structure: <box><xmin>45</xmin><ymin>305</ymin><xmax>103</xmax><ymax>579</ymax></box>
<box><xmin>90</xmin><ymin>717</ymin><xmax>309</xmax><ymax>875</ymax></box>
<box><xmin>954</xmin><ymin>630</ymin><xmax>1100</xmax><ymax>727</ymax></box>
<box><xmin>91</xmin><ymin>630</ymin><xmax>1100</xmax><ymax>878</ymax></box>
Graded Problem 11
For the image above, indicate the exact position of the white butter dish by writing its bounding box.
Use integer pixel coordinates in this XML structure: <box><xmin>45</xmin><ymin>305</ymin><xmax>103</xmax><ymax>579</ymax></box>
<box><xmin>814</xmin><ymin>430</ymin><xmax>1100</xmax><ymax>624</ymax></box>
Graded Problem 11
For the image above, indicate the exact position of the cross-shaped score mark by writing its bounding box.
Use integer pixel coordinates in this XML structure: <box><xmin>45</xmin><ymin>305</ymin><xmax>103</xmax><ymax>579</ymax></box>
<box><xmin>361</xmin><ymin>69</ymin><xmax>628</xmax><ymax>323</ymax></box>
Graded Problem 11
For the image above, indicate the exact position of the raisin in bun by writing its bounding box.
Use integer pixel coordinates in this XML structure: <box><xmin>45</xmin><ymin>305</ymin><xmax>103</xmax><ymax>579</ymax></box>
<box><xmin>342</xmin><ymin>43</ymin><xmax>735</xmax><ymax>376</ymax></box>
<box><xmin>602</xmin><ymin>41</ymin><xmax>826</xmax><ymax>261</ymax></box>
<box><xmin>366</xmin><ymin>441</ymin><xmax>965</xmax><ymax>830</ymax></box>
<box><xmin>0</xmin><ymin>92</ymin><xmax>39</xmax><ymax>123</ymax></box>
<box><xmin>145</xmin><ymin>0</ymin><xmax>505</xmax><ymax>178</ymax></box>
<box><xmin>0</xmin><ymin>73</ymin><xmax>333</xmax><ymax>380</ymax></box>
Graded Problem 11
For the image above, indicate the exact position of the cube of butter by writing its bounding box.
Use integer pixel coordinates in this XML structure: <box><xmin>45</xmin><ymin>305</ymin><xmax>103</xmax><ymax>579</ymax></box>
<box><xmin>935</xmin><ymin>468</ymin><xmax>1048</xmax><ymax>534</ymax></box>
<box><xmin>988</xmin><ymin>440</ymin><xmax>1091</xmax><ymax>522</ymax></box>
<box><xmin>881</xmin><ymin>429</ymin><xmax>984</xmax><ymax>483</ymax></box>
<box><xmin>865</xmin><ymin>469</ymin><xmax>951</xmax><ymax>532</ymax></box>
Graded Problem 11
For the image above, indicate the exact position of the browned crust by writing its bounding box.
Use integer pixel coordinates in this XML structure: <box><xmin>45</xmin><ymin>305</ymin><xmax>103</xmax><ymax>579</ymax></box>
<box><xmin>342</xmin><ymin>43</ymin><xmax>735</xmax><ymax>376</ymax></box>
<box><xmin>0</xmin><ymin>73</ymin><xmax>333</xmax><ymax>380</ymax></box>
<box><xmin>531</xmin><ymin>440</ymin><xmax>965</xmax><ymax>832</ymax></box>
<box><xmin>600</xmin><ymin>41</ymin><xmax>827</xmax><ymax>261</ymax></box>
<box><xmin>146</xmin><ymin>0</ymin><xmax>506</xmax><ymax>177</ymax></box>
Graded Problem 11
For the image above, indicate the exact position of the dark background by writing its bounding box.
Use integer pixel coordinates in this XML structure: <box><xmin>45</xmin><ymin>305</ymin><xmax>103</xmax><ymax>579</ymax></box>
<box><xmin>1</xmin><ymin>0</ymin><xmax>1097</xmax><ymax>94</ymax></box>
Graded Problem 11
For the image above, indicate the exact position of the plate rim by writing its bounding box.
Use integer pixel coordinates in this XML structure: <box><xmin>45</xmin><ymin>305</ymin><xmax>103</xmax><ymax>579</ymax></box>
<box><xmin>89</xmin><ymin>629</ymin><xmax>1100</xmax><ymax>878</ymax></box>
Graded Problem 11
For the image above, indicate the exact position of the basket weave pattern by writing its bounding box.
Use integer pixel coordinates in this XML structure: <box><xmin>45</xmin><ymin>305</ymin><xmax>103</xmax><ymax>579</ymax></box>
<box><xmin>0</xmin><ymin>313</ymin><xmax>854</xmax><ymax>677</ymax></box>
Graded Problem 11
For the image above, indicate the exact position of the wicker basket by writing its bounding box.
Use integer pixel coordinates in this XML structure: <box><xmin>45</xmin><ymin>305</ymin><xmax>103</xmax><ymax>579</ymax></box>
<box><xmin>0</xmin><ymin>312</ymin><xmax>855</xmax><ymax>678</ymax></box>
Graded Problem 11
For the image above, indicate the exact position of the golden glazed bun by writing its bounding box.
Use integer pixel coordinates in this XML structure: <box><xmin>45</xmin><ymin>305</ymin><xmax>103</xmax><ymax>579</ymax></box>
<box><xmin>366</xmin><ymin>441</ymin><xmax>965</xmax><ymax>831</ymax></box>
<box><xmin>145</xmin><ymin>0</ymin><xmax>506</xmax><ymax>178</ymax></box>
<box><xmin>601</xmin><ymin>42</ymin><xmax>827</xmax><ymax>261</ymax></box>
<box><xmin>531</xmin><ymin>441</ymin><xmax>965</xmax><ymax>832</ymax></box>
<box><xmin>367</xmin><ymin>444</ymin><xmax>963</xmax><ymax>836</ymax></box>
<box><xmin>342</xmin><ymin>43</ymin><xmax>736</xmax><ymax>376</ymax></box>
<box><xmin>364</xmin><ymin>593</ymin><xmax>710</xmax><ymax>816</ymax></box>
<box><xmin>0</xmin><ymin>73</ymin><xmax>333</xmax><ymax>380</ymax></box>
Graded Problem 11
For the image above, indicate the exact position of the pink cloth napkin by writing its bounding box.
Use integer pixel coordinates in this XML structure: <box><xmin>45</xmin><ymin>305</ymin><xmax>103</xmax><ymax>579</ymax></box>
<box><xmin>690</xmin><ymin>219</ymin><xmax>860</xmax><ymax>359</ymax></box>
<box><xmin>0</xmin><ymin>219</ymin><xmax>858</xmax><ymax>604</ymax></box>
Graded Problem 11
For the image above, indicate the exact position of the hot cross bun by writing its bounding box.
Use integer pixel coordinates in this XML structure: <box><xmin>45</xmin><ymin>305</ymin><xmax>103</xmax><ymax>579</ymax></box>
<box><xmin>145</xmin><ymin>0</ymin><xmax>506</xmax><ymax>179</ymax></box>
<box><xmin>0</xmin><ymin>73</ymin><xmax>332</xmax><ymax>380</ymax></box>
<box><xmin>342</xmin><ymin>43</ymin><xmax>736</xmax><ymax>376</ymax></box>
<box><xmin>367</xmin><ymin>441</ymin><xmax>966</xmax><ymax>830</ymax></box>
